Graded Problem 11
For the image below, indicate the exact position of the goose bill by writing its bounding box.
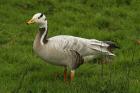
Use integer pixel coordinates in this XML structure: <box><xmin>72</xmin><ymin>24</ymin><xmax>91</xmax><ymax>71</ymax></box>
<box><xmin>27</xmin><ymin>19</ymin><xmax>35</xmax><ymax>24</ymax></box>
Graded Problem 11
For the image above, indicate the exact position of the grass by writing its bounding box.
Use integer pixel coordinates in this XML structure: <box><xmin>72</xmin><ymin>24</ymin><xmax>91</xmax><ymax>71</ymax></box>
<box><xmin>0</xmin><ymin>0</ymin><xmax>140</xmax><ymax>93</ymax></box>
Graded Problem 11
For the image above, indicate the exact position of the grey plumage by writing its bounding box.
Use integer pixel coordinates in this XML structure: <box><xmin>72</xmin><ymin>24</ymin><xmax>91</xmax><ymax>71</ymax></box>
<box><xmin>27</xmin><ymin>13</ymin><xmax>118</xmax><ymax>81</ymax></box>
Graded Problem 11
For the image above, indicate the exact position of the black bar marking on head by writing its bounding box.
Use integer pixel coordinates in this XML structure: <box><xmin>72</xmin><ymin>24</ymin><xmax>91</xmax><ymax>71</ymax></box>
<box><xmin>38</xmin><ymin>13</ymin><xmax>44</xmax><ymax>19</ymax></box>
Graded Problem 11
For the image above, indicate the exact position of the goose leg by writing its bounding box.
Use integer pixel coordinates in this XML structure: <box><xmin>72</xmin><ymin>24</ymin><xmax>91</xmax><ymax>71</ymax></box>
<box><xmin>70</xmin><ymin>70</ymin><xmax>75</xmax><ymax>81</ymax></box>
<box><xmin>137</xmin><ymin>40</ymin><xmax>140</xmax><ymax>44</ymax></box>
<box><xmin>64</xmin><ymin>67</ymin><xmax>67</xmax><ymax>81</ymax></box>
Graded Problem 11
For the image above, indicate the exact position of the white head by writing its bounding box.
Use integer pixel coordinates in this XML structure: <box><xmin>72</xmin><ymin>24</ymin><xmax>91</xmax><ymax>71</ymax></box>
<box><xmin>27</xmin><ymin>13</ymin><xmax>47</xmax><ymax>27</ymax></box>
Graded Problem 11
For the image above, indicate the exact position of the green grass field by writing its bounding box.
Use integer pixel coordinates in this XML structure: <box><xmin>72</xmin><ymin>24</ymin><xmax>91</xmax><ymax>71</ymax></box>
<box><xmin>0</xmin><ymin>0</ymin><xmax>140</xmax><ymax>93</ymax></box>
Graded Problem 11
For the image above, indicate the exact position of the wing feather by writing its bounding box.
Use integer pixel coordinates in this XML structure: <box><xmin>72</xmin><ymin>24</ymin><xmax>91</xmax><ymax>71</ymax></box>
<box><xmin>48</xmin><ymin>35</ymin><xmax>114</xmax><ymax>56</ymax></box>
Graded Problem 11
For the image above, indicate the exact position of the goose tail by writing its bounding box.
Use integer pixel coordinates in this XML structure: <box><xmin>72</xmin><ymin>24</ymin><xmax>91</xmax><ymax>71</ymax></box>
<box><xmin>103</xmin><ymin>41</ymin><xmax>120</xmax><ymax>53</ymax></box>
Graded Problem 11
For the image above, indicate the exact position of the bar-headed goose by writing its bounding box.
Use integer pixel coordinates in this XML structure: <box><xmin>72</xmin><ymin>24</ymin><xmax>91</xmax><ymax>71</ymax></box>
<box><xmin>27</xmin><ymin>13</ymin><xmax>118</xmax><ymax>81</ymax></box>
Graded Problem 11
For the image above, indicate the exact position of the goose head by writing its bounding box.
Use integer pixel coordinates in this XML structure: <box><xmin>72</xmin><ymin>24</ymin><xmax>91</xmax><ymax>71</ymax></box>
<box><xmin>27</xmin><ymin>13</ymin><xmax>47</xmax><ymax>27</ymax></box>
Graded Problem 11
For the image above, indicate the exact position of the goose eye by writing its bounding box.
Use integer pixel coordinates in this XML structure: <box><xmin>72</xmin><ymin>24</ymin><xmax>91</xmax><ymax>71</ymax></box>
<box><xmin>38</xmin><ymin>13</ymin><xmax>43</xmax><ymax>19</ymax></box>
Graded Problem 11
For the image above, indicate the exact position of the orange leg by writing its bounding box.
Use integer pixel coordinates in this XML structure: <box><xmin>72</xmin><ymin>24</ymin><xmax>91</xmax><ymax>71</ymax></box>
<box><xmin>137</xmin><ymin>40</ymin><xmax>140</xmax><ymax>44</ymax></box>
<box><xmin>70</xmin><ymin>70</ymin><xmax>75</xmax><ymax>81</ymax></box>
<box><xmin>64</xmin><ymin>68</ymin><xmax>67</xmax><ymax>81</ymax></box>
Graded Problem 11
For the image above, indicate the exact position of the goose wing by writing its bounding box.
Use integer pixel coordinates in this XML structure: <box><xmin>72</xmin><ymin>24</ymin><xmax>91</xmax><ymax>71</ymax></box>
<box><xmin>48</xmin><ymin>35</ymin><xmax>114</xmax><ymax>56</ymax></box>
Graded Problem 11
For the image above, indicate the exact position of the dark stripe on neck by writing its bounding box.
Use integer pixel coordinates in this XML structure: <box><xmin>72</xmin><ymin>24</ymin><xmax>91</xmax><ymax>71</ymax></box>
<box><xmin>39</xmin><ymin>27</ymin><xmax>48</xmax><ymax>44</ymax></box>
